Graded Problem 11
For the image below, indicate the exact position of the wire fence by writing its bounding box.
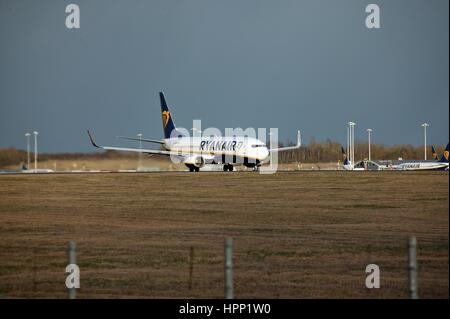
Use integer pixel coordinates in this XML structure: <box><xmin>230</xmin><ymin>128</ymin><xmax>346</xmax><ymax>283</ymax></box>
<box><xmin>0</xmin><ymin>235</ymin><xmax>443</xmax><ymax>299</ymax></box>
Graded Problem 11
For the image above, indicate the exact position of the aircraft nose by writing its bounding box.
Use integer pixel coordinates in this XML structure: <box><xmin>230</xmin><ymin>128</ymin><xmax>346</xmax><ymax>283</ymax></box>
<box><xmin>260</xmin><ymin>147</ymin><xmax>269</xmax><ymax>160</ymax></box>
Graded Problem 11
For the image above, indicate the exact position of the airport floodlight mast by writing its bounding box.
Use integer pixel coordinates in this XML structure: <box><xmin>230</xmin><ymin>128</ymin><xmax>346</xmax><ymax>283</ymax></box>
<box><xmin>421</xmin><ymin>123</ymin><xmax>429</xmax><ymax>160</ymax></box>
<box><xmin>346</xmin><ymin>126</ymin><xmax>350</xmax><ymax>162</ymax></box>
<box><xmin>137</xmin><ymin>133</ymin><xmax>142</xmax><ymax>170</ymax></box>
<box><xmin>347</xmin><ymin>122</ymin><xmax>356</xmax><ymax>166</ymax></box>
<box><xmin>351</xmin><ymin>122</ymin><xmax>356</xmax><ymax>164</ymax></box>
<box><xmin>366</xmin><ymin>128</ymin><xmax>373</xmax><ymax>161</ymax></box>
<box><xmin>25</xmin><ymin>133</ymin><xmax>31</xmax><ymax>170</ymax></box>
<box><xmin>33</xmin><ymin>131</ymin><xmax>38</xmax><ymax>173</ymax></box>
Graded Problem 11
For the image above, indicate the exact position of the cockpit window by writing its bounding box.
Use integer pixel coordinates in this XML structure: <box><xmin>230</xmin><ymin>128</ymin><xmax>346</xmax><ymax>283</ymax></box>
<box><xmin>251</xmin><ymin>144</ymin><xmax>265</xmax><ymax>148</ymax></box>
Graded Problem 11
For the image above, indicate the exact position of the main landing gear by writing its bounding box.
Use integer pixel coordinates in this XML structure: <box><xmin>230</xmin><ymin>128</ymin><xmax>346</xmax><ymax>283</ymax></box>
<box><xmin>188</xmin><ymin>165</ymin><xmax>200</xmax><ymax>172</ymax></box>
<box><xmin>223</xmin><ymin>164</ymin><xmax>234</xmax><ymax>172</ymax></box>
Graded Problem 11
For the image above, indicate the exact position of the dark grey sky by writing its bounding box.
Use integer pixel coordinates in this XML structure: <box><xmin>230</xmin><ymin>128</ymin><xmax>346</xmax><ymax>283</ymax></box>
<box><xmin>0</xmin><ymin>0</ymin><xmax>448</xmax><ymax>152</ymax></box>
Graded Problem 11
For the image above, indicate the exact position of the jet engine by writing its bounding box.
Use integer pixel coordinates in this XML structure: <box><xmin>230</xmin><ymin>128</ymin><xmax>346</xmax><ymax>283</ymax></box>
<box><xmin>185</xmin><ymin>155</ymin><xmax>206</xmax><ymax>168</ymax></box>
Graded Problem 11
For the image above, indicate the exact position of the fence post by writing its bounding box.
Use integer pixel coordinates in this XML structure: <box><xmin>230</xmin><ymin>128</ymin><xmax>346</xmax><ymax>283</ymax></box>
<box><xmin>68</xmin><ymin>241</ymin><xmax>77</xmax><ymax>299</ymax></box>
<box><xmin>408</xmin><ymin>236</ymin><xmax>418</xmax><ymax>299</ymax></box>
<box><xmin>188</xmin><ymin>246</ymin><xmax>194</xmax><ymax>291</ymax></box>
<box><xmin>224</xmin><ymin>237</ymin><xmax>234</xmax><ymax>299</ymax></box>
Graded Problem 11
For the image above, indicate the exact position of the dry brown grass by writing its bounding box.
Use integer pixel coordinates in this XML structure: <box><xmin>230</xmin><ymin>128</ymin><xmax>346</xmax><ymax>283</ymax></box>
<box><xmin>0</xmin><ymin>171</ymin><xmax>448</xmax><ymax>298</ymax></box>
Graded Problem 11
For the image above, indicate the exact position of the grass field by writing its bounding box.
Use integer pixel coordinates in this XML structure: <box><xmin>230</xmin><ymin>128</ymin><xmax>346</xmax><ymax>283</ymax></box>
<box><xmin>0</xmin><ymin>171</ymin><xmax>448</xmax><ymax>298</ymax></box>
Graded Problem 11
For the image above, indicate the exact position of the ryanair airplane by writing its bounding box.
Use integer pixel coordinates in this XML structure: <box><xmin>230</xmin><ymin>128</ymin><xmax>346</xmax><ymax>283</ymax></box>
<box><xmin>341</xmin><ymin>144</ymin><xmax>449</xmax><ymax>171</ymax></box>
<box><xmin>88</xmin><ymin>92</ymin><xmax>301</xmax><ymax>172</ymax></box>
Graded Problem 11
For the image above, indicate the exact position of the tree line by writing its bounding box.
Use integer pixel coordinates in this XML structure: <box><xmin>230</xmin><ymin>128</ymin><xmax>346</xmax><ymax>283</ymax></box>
<box><xmin>0</xmin><ymin>148</ymin><xmax>134</xmax><ymax>168</ymax></box>
<box><xmin>277</xmin><ymin>138</ymin><xmax>446</xmax><ymax>163</ymax></box>
<box><xmin>0</xmin><ymin>140</ymin><xmax>446</xmax><ymax>167</ymax></box>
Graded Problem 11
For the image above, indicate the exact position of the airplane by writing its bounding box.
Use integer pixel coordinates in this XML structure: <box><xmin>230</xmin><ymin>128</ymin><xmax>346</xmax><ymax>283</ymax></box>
<box><xmin>87</xmin><ymin>92</ymin><xmax>301</xmax><ymax>172</ymax></box>
<box><xmin>393</xmin><ymin>142</ymin><xmax>448</xmax><ymax>171</ymax></box>
<box><xmin>341</xmin><ymin>143</ymin><xmax>449</xmax><ymax>171</ymax></box>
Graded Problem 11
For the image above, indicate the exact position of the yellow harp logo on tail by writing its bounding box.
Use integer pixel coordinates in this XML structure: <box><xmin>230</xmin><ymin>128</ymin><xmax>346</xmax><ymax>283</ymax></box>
<box><xmin>444</xmin><ymin>150</ymin><xmax>449</xmax><ymax>161</ymax></box>
<box><xmin>162</xmin><ymin>111</ymin><xmax>170</xmax><ymax>128</ymax></box>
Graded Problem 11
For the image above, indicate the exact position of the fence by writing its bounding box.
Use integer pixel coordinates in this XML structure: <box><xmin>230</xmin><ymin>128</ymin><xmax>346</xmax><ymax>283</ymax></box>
<box><xmin>55</xmin><ymin>236</ymin><xmax>424</xmax><ymax>299</ymax></box>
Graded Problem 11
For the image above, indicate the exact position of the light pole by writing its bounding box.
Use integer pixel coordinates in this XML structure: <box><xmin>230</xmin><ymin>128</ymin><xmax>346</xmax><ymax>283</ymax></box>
<box><xmin>347</xmin><ymin>122</ymin><xmax>356</xmax><ymax>165</ymax></box>
<box><xmin>347</xmin><ymin>123</ymin><xmax>351</xmax><ymax>164</ymax></box>
<box><xmin>351</xmin><ymin>122</ymin><xmax>355</xmax><ymax>164</ymax></box>
<box><xmin>137</xmin><ymin>133</ymin><xmax>142</xmax><ymax>170</ymax></box>
<box><xmin>366</xmin><ymin>129</ymin><xmax>373</xmax><ymax>161</ymax></box>
<box><xmin>346</xmin><ymin>126</ymin><xmax>350</xmax><ymax>161</ymax></box>
<box><xmin>421</xmin><ymin>123</ymin><xmax>429</xmax><ymax>160</ymax></box>
<box><xmin>25</xmin><ymin>133</ymin><xmax>31</xmax><ymax>170</ymax></box>
<box><xmin>33</xmin><ymin>131</ymin><xmax>38</xmax><ymax>173</ymax></box>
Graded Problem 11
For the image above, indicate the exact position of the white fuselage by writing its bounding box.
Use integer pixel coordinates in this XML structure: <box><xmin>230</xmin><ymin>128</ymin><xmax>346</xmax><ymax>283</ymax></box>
<box><xmin>392</xmin><ymin>161</ymin><xmax>449</xmax><ymax>171</ymax></box>
<box><xmin>344</xmin><ymin>159</ymin><xmax>449</xmax><ymax>171</ymax></box>
<box><xmin>162</xmin><ymin>136</ymin><xmax>269</xmax><ymax>166</ymax></box>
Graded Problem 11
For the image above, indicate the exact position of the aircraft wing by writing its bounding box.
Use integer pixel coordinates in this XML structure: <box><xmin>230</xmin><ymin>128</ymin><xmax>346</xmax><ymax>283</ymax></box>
<box><xmin>269</xmin><ymin>130</ymin><xmax>301</xmax><ymax>152</ymax></box>
<box><xmin>116</xmin><ymin>136</ymin><xmax>165</xmax><ymax>144</ymax></box>
<box><xmin>87</xmin><ymin>130</ymin><xmax>184</xmax><ymax>157</ymax></box>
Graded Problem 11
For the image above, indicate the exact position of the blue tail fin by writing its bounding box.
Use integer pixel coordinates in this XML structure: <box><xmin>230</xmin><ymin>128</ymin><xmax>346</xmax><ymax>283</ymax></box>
<box><xmin>439</xmin><ymin>143</ymin><xmax>449</xmax><ymax>163</ymax></box>
<box><xmin>431</xmin><ymin>145</ymin><xmax>438</xmax><ymax>160</ymax></box>
<box><xmin>159</xmin><ymin>92</ymin><xmax>184</xmax><ymax>139</ymax></box>
<box><xmin>341</xmin><ymin>146</ymin><xmax>349</xmax><ymax>165</ymax></box>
